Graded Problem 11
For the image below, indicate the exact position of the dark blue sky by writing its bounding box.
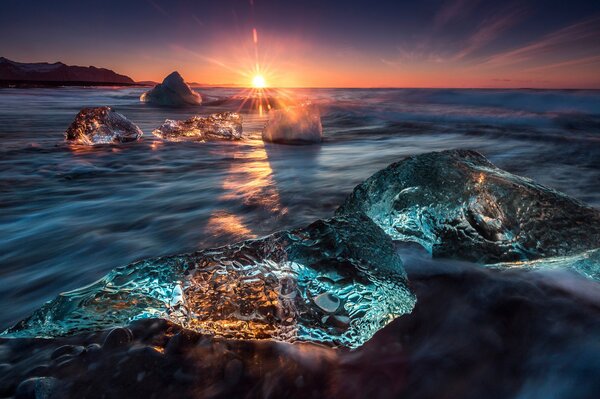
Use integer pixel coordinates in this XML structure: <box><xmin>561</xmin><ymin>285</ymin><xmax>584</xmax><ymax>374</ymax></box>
<box><xmin>1</xmin><ymin>0</ymin><xmax>599</xmax><ymax>87</ymax></box>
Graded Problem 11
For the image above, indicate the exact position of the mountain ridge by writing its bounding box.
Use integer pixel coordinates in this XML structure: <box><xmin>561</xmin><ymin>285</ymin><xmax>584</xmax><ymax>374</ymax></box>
<box><xmin>0</xmin><ymin>57</ymin><xmax>134</xmax><ymax>84</ymax></box>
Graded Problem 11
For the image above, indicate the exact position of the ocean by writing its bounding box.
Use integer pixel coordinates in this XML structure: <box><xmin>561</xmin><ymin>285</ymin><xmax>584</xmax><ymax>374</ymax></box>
<box><xmin>1</xmin><ymin>86</ymin><xmax>599</xmax><ymax>329</ymax></box>
<box><xmin>1</xmin><ymin>86</ymin><xmax>600</xmax><ymax>397</ymax></box>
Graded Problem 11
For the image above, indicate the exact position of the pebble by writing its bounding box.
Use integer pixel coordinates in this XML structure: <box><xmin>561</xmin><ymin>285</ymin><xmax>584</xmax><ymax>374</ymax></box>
<box><xmin>103</xmin><ymin>327</ymin><xmax>133</xmax><ymax>350</ymax></box>
<box><xmin>224</xmin><ymin>358</ymin><xmax>244</xmax><ymax>385</ymax></box>
<box><xmin>85</xmin><ymin>343</ymin><xmax>102</xmax><ymax>357</ymax></box>
<box><xmin>173</xmin><ymin>368</ymin><xmax>195</xmax><ymax>383</ymax></box>
<box><xmin>0</xmin><ymin>345</ymin><xmax>11</xmax><ymax>360</ymax></box>
<box><xmin>50</xmin><ymin>345</ymin><xmax>84</xmax><ymax>360</ymax></box>
<box><xmin>166</xmin><ymin>331</ymin><xmax>199</xmax><ymax>355</ymax></box>
<box><xmin>15</xmin><ymin>377</ymin><xmax>61</xmax><ymax>399</ymax></box>
<box><xmin>0</xmin><ymin>362</ymin><xmax>12</xmax><ymax>374</ymax></box>
<box><xmin>24</xmin><ymin>364</ymin><xmax>49</xmax><ymax>377</ymax></box>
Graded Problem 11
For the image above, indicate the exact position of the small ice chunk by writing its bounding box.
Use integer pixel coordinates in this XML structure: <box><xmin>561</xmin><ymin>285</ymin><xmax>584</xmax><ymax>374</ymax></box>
<box><xmin>262</xmin><ymin>103</ymin><xmax>322</xmax><ymax>144</ymax></box>
<box><xmin>313</xmin><ymin>293</ymin><xmax>341</xmax><ymax>313</ymax></box>
<box><xmin>64</xmin><ymin>106</ymin><xmax>142</xmax><ymax>145</ymax></box>
<box><xmin>140</xmin><ymin>71</ymin><xmax>202</xmax><ymax>106</ymax></box>
<box><xmin>152</xmin><ymin>112</ymin><xmax>243</xmax><ymax>141</ymax></box>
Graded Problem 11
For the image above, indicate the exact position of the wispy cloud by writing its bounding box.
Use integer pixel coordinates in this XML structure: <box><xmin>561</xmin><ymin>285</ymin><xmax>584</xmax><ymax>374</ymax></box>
<box><xmin>382</xmin><ymin>0</ymin><xmax>525</xmax><ymax>67</ymax></box>
<box><xmin>434</xmin><ymin>0</ymin><xmax>481</xmax><ymax>29</ymax></box>
<box><xmin>146</xmin><ymin>0</ymin><xmax>170</xmax><ymax>18</ymax></box>
<box><xmin>521</xmin><ymin>54</ymin><xmax>600</xmax><ymax>73</ymax></box>
<box><xmin>476</xmin><ymin>15</ymin><xmax>600</xmax><ymax>68</ymax></box>
<box><xmin>452</xmin><ymin>6</ymin><xmax>526</xmax><ymax>60</ymax></box>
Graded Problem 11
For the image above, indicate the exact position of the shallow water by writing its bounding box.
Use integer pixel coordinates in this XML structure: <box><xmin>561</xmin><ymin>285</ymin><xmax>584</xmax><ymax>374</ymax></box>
<box><xmin>0</xmin><ymin>87</ymin><xmax>599</xmax><ymax>329</ymax></box>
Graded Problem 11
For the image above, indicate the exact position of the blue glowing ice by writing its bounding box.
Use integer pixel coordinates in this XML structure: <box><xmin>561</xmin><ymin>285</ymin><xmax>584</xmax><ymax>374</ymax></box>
<box><xmin>494</xmin><ymin>248</ymin><xmax>600</xmax><ymax>281</ymax></box>
<box><xmin>3</xmin><ymin>213</ymin><xmax>415</xmax><ymax>348</ymax></box>
<box><xmin>337</xmin><ymin>150</ymin><xmax>600</xmax><ymax>264</ymax></box>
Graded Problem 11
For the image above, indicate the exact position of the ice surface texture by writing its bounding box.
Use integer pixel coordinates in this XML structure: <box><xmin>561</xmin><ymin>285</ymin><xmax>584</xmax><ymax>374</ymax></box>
<box><xmin>262</xmin><ymin>103</ymin><xmax>322</xmax><ymax>144</ymax></box>
<box><xmin>152</xmin><ymin>112</ymin><xmax>243</xmax><ymax>141</ymax></box>
<box><xmin>3</xmin><ymin>213</ymin><xmax>415</xmax><ymax>348</ymax></box>
<box><xmin>64</xmin><ymin>106</ymin><xmax>143</xmax><ymax>145</ymax></box>
<box><xmin>494</xmin><ymin>248</ymin><xmax>600</xmax><ymax>281</ymax></box>
<box><xmin>337</xmin><ymin>150</ymin><xmax>600</xmax><ymax>263</ymax></box>
<box><xmin>140</xmin><ymin>71</ymin><xmax>202</xmax><ymax>106</ymax></box>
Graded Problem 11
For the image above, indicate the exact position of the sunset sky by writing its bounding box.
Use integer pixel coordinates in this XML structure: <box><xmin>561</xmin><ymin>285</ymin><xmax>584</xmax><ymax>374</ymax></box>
<box><xmin>1</xmin><ymin>0</ymin><xmax>599</xmax><ymax>88</ymax></box>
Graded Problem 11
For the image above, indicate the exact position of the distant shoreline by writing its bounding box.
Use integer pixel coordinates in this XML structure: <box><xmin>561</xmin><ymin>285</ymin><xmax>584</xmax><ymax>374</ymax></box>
<box><xmin>1</xmin><ymin>81</ymin><xmax>598</xmax><ymax>90</ymax></box>
<box><xmin>0</xmin><ymin>80</ymin><xmax>148</xmax><ymax>88</ymax></box>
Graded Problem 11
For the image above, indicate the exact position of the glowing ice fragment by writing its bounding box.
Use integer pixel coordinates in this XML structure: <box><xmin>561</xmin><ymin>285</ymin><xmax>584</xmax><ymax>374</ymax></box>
<box><xmin>64</xmin><ymin>106</ymin><xmax>142</xmax><ymax>145</ymax></box>
<box><xmin>262</xmin><ymin>103</ymin><xmax>322</xmax><ymax>144</ymax></box>
<box><xmin>337</xmin><ymin>150</ymin><xmax>600</xmax><ymax>264</ymax></box>
<box><xmin>152</xmin><ymin>112</ymin><xmax>242</xmax><ymax>141</ymax></box>
<box><xmin>3</xmin><ymin>213</ymin><xmax>415</xmax><ymax>348</ymax></box>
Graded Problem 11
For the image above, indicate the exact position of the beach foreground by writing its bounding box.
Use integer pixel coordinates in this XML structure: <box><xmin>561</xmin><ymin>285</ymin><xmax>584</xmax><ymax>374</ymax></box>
<box><xmin>1</xmin><ymin>87</ymin><xmax>599</xmax><ymax>398</ymax></box>
<box><xmin>2</xmin><ymin>256</ymin><xmax>599</xmax><ymax>399</ymax></box>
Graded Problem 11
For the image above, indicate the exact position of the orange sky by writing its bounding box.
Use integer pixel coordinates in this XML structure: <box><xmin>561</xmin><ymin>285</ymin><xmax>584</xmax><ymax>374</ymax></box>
<box><xmin>2</xmin><ymin>0</ymin><xmax>599</xmax><ymax>89</ymax></box>
<box><xmin>100</xmin><ymin>26</ymin><xmax>600</xmax><ymax>89</ymax></box>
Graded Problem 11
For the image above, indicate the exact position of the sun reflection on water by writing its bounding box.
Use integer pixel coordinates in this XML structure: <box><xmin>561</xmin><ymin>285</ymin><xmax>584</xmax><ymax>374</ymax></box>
<box><xmin>205</xmin><ymin>138</ymin><xmax>286</xmax><ymax>243</ymax></box>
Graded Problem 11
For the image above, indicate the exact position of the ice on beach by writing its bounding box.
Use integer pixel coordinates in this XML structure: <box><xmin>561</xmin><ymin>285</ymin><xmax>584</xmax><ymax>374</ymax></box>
<box><xmin>337</xmin><ymin>150</ymin><xmax>600</xmax><ymax>264</ymax></box>
<box><xmin>64</xmin><ymin>106</ymin><xmax>143</xmax><ymax>145</ymax></box>
<box><xmin>494</xmin><ymin>248</ymin><xmax>600</xmax><ymax>281</ymax></box>
<box><xmin>3</xmin><ymin>213</ymin><xmax>415</xmax><ymax>348</ymax></box>
<box><xmin>262</xmin><ymin>103</ymin><xmax>322</xmax><ymax>144</ymax></box>
<box><xmin>152</xmin><ymin>112</ymin><xmax>243</xmax><ymax>141</ymax></box>
<box><xmin>140</xmin><ymin>71</ymin><xmax>202</xmax><ymax>106</ymax></box>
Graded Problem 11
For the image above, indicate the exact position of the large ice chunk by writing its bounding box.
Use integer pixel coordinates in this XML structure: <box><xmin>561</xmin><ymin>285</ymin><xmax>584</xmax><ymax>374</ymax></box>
<box><xmin>262</xmin><ymin>103</ymin><xmax>322</xmax><ymax>144</ymax></box>
<box><xmin>494</xmin><ymin>248</ymin><xmax>600</xmax><ymax>281</ymax></box>
<box><xmin>64</xmin><ymin>106</ymin><xmax>142</xmax><ymax>145</ymax></box>
<box><xmin>152</xmin><ymin>112</ymin><xmax>242</xmax><ymax>141</ymax></box>
<box><xmin>140</xmin><ymin>71</ymin><xmax>202</xmax><ymax>106</ymax></box>
<box><xmin>3</xmin><ymin>213</ymin><xmax>415</xmax><ymax>348</ymax></box>
<box><xmin>337</xmin><ymin>150</ymin><xmax>600</xmax><ymax>263</ymax></box>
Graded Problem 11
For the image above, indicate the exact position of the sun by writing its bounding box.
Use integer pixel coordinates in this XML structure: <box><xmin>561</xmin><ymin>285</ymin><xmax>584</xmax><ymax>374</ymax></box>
<box><xmin>252</xmin><ymin>74</ymin><xmax>266</xmax><ymax>88</ymax></box>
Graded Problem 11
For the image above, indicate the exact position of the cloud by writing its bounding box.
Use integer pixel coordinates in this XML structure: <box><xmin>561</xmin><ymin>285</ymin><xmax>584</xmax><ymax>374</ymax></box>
<box><xmin>434</xmin><ymin>0</ymin><xmax>481</xmax><ymax>28</ymax></box>
<box><xmin>477</xmin><ymin>15</ymin><xmax>600</xmax><ymax>68</ymax></box>
<box><xmin>522</xmin><ymin>54</ymin><xmax>600</xmax><ymax>73</ymax></box>
<box><xmin>452</xmin><ymin>6</ymin><xmax>526</xmax><ymax>60</ymax></box>
<box><xmin>146</xmin><ymin>0</ymin><xmax>170</xmax><ymax>18</ymax></box>
<box><xmin>382</xmin><ymin>1</ymin><xmax>526</xmax><ymax>66</ymax></box>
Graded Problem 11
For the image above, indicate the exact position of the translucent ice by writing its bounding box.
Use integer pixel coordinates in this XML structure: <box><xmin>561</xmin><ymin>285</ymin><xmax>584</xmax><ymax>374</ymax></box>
<box><xmin>337</xmin><ymin>150</ymin><xmax>600</xmax><ymax>263</ymax></box>
<box><xmin>152</xmin><ymin>112</ymin><xmax>243</xmax><ymax>141</ymax></box>
<box><xmin>140</xmin><ymin>71</ymin><xmax>202</xmax><ymax>106</ymax></box>
<box><xmin>262</xmin><ymin>103</ymin><xmax>322</xmax><ymax>144</ymax></box>
<box><xmin>64</xmin><ymin>106</ymin><xmax>143</xmax><ymax>145</ymax></box>
<box><xmin>494</xmin><ymin>248</ymin><xmax>600</xmax><ymax>281</ymax></box>
<box><xmin>3</xmin><ymin>213</ymin><xmax>415</xmax><ymax>348</ymax></box>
